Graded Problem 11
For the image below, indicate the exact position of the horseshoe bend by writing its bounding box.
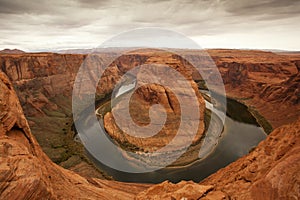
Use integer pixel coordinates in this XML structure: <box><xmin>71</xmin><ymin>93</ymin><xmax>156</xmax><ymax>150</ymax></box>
<box><xmin>0</xmin><ymin>49</ymin><xmax>300</xmax><ymax>199</ymax></box>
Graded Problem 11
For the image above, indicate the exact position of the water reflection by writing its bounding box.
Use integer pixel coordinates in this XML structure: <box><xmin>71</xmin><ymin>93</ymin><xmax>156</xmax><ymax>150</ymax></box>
<box><xmin>77</xmin><ymin>82</ymin><xmax>266</xmax><ymax>183</ymax></box>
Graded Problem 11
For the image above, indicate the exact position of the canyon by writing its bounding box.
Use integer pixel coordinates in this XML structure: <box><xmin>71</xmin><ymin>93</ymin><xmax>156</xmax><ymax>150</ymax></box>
<box><xmin>103</xmin><ymin>51</ymin><xmax>206</xmax><ymax>168</ymax></box>
<box><xmin>0</xmin><ymin>49</ymin><xmax>299</xmax><ymax>199</ymax></box>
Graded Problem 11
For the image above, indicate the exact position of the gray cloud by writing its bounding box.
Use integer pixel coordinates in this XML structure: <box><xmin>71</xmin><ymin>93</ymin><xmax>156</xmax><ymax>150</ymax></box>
<box><xmin>76</xmin><ymin>0</ymin><xmax>113</xmax><ymax>8</ymax></box>
<box><xmin>0</xmin><ymin>0</ymin><xmax>299</xmax><ymax>51</ymax></box>
<box><xmin>223</xmin><ymin>0</ymin><xmax>300</xmax><ymax>18</ymax></box>
<box><xmin>0</xmin><ymin>0</ymin><xmax>67</xmax><ymax>14</ymax></box>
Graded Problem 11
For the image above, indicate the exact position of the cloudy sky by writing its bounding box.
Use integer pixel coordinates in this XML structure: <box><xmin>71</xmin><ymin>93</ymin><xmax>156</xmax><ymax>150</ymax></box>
<box><xmin>0</xmin><ymin>0</ymin><xmax>300</xmax><ymax>51</ymax></box>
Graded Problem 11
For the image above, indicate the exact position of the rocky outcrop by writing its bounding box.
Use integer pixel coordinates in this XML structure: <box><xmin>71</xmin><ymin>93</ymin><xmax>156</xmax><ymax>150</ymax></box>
<box><xmin>0</xmin><ymin>52</ymin><xmax>142</xmax><ymax>177</ymax></box>
<box><xmin>136</xmin><ymin>181</ymin><xmax>228</xmax><ymax>200</ymax></box>
<box><xmin>259</xmin><ymin>59</ymin><xmax>300</xmax><ymax>105</ymax></box>
<box><xmin>0</xmin><ymin>49</ymin><xmax>25</xmax><ymax>54</ymax></box>
<box><xmin>0</xmin><ymin>53</ymin><xmax>102</xmax><ymax>178</ymax></box>
<box><xmin>0</xmin><ymin>52</ymin><xmax>148</xmax><ymax>116</ymax></box>
<box><xmin>0</xmin><ymin>53</ymin><xmax>85</xmax><ymax>116</ymax></box>
<box><xmin>134</xmin><ymin>117</ymin><xmax>300</xmax><ymax>200</ymax></box>
<box><xmin>259</xmin><ymin>72</ymin><xmax>300</xmax><ymax>106</ymax></box>
<box><xmin>104</xmin><ymin>51</ymin><xmax>205</xmax><ymax>154</ymax></box>
<box><xmin>0</xmin><ymin>71</ymin><xmax>151</xmax><ymax>199</ymax></box>
<box><xmin>207</xmin><ymin>49</ymin><xmax>300</xmax><ymax>129</ymax></box>
<box><xmin>201</xmin><ymin>117</ymin><xmax>300</xmax><ymax>199</ymax></box>
<box><xmin>222</xmin><ymin>62</ymin><xmax>249</xmax><ymax>86</ymax></box>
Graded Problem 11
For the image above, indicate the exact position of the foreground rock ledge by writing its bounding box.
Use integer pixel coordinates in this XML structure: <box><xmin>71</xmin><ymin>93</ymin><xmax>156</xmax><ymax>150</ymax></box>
<box><xmin>0</xmin><ymin>70</ymin><xmax>299</xmax><ymax>199</ymax></box>
<box><xmin>0</xmin><ymin>71</ymin><xmax>149</xmax><ymax>199</ymax></box>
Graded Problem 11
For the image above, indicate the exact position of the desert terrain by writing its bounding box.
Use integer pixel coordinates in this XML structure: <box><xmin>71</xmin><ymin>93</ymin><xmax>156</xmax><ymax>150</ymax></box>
<box><xmin>0</xmin><ymin>48</ymin><xmax>299</xmax><ymax>199</ymax></box>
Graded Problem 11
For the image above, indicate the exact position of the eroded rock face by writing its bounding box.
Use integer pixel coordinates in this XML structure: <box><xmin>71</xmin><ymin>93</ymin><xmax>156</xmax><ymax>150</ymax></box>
<box><xmin>104</xmin><ymin>52</ymin><xmax>205</xmax><ymax>154</ymax></box>
<box><xmin>0</xmin><ymin>50</ymin><xmax>300</xmax><ymax>199</ymax></box>
<box><xmin>259</xmin><ymin>60</ymin><xmax>300</xmax><ymax>105</ymax></box>
<box><xmin>0</xmin><ymin>53</ymin><xmax>86</xmax><ymax>116</ymax></box>
<box><xmin>1</xmin><ymin>49</ymin><xmax>298</xmax><ymax>126</ymax></box>
<box><xmin>134</xmin><ymin>117</ymin><xmax>300</xmax><ymax>200</ymax></box>
<box><xmin>136</xmin><ymin>181</ymin><xmax>228</xmax><ymax>200</ymax></box>
<box><xmin>0</xmin><ymin>71</ymin><xmax>151</xmax><ymax>199</ymax></box>
<box><xmin>201</xmin><ymin>118</ymin><xmax>300</xmax><ymax>199</ymax></box>
<box><xmin>0</xmin><ymin>52</ymin><xmax>146</xmax><ymax>177</ymax></box>
<box><xmin>208</xmin><ymin>49</ymin><xmax>300</xmax><ymax>129</ymax></box>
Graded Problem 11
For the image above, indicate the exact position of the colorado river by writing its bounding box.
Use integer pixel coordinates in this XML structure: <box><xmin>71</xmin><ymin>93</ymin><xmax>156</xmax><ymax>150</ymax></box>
<box><xmin>75</xmin><ymin>81</ymin><xmax>266</xmax><ymax>183</ymax></box>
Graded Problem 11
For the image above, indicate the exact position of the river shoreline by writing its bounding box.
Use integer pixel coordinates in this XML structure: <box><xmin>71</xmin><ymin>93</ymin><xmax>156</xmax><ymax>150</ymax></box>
<box><xmin>86</xmin><ymin>87</ymin><xmax>267</xmax><ymax>175</ymax></box>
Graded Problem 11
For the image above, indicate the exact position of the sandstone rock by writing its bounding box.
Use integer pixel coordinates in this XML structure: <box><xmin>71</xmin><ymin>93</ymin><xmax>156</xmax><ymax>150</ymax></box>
<box><xmin>0</xmin><ymin>71</ymin><xmax>151</xmax><ymax>199</ymax></box>
<box><xmin>1</xmin><ymin>49</ymin><xmax>298</xmax><ymax>134</ymax></box>
<box><xmin>0</xmin><ymin>52</ymin><xmax>137</xmax><ymax>178</ymax></box>
<box><xmin>201</xmin><ymin>117</ymin><xmax>300</xmax><ymax>199</ymax></box>
<box><xmin>104</xmin><ymin>51</ymin><xmax>205</xmax><ymax>155</ymax></box>
<box><xmin>222</xmin><ymin>62</ymin><xmax>248</xmax><ymax>87</ymax></box>
<box><xmin>0</xmin><ymin>71</ymin><xmax>228</xmax><ymax>199</ymax></box>
<box><xmin>136</xmin><ymin>181</ymin><xmax>228</xmax><ymax>200</ymax></box>
<box><xmin>0</xmin><ymin>50</ymin><xmax>300</xmax><ymax>199</ymax></box>
<box><xmin>208</xmin><ymin>49</ymin><xmax>300</xmax><ymax>129</ymax></box>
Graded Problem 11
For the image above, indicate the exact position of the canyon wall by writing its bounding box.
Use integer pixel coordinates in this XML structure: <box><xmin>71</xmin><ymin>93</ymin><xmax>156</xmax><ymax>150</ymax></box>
<box><xmin>201</xmin><ymin>117</ymin><xmax>300</xmax><ymax>199</ymax></box>
<box><xmin>0</xmin><ymin>71</ymin><xmax>151</xmax><ymax>199</ymax></box>
<box><xmin>0</xmin><ymin>52</ymin><xmax>150</xmax><ymax>178</ymax></box>
<box><xmin>208</xmin><ymin>49</ymin><xmax>300</xmax><ymax>129</ymax></box>
<box><xmin>0</xmin><ymin>49</ymin><xmax>299</xmax><ymax>178</ymax></box>
<box><xmin>1</xmin><ymin>50</ymin><xmax>298</xmax><ymax>127</ymax></box>
<box><xmin>1</xmin><ymin>70</ymin><xmax>299</xmax><ymax>199</ymax></box>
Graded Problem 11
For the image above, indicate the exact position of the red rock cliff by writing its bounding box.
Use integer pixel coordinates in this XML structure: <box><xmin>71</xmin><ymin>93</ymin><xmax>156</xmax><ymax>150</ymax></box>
<box><xmin>0</xmin><ymin>49</ymin><xmax>299</xmax><ymax>199</ymax></box>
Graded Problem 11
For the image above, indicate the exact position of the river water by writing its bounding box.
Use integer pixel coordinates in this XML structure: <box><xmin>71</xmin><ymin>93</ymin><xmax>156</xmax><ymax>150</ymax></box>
<box><xmin>76</xmin><ymin>82</ymin><xmax>267</xmax><ymax>183</ymax></box>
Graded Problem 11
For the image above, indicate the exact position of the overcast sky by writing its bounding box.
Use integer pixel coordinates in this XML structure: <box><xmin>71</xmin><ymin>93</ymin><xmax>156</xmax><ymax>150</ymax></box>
<box><xmin>0</xmin><ymin>0</ymin><xmax>300</xmax><ymax>51</ymax></box>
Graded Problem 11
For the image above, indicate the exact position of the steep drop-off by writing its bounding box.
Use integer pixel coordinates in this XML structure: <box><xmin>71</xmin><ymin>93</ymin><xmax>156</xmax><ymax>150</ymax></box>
<box><xmin>0</xmin><ymin>70</ymin><xmax>299</xmax><ymax>199</ymax></box>
<box><xmin>0</xmin><ymin>49</ymin><xmax>299</xmax><ymax>178</ymax></box>
<box><xmin>207</xmin><ymin>49</ymin><xmax>300</xmax><ymax>130</ymax></box>
<box><xmin>0</xmin><ymin>71</ymin><xmax>151</xmax><ymax>199</ymax></box>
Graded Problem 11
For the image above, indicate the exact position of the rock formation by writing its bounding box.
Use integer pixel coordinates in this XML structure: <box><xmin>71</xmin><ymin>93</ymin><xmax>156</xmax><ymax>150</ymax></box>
<box><xmin>136</xmin><ymin>181</ymin><xmax>228</xmax><ymax>200</ymax></box>
<box><xmin>207</xmin><ymin>49</ymin><xmax>300</xmax><ymax>129</ymax></box>
<box><xmin>104</xmin><ymin>51</ymin><xmax>205</xmax><ymax>155</ymax></box>
<box><xmin>0</xmin><ymin>71</ymin><xmax>151</xmax><ymax>199</ymax></box>
<box><xmin>134</xmin><ymin>117</ymin><xmax>300</xmax><ymax>199</ymax></box>
<box><xmin>0</xmin><ymin>49</ymin><xmax>299</xmax><ymax>199</ymax></box>
<box><xmin>0</xmin><ymin>70</ymin><xmax>244</xmax><ymax>199</ymax></box>
<box><xmin>201</xmin><ymin>117</ymin><xmax>300</xmax><ymax>199</ymax></box>
<box><xmin>0</xmin><ymin>52</ymin><xmax>141</xmax><ymax>178</ymax></box>
<box><xmin>0</xmin><ymin>48</ymin><xmax>25</xmax><ymax>54</ymax></box>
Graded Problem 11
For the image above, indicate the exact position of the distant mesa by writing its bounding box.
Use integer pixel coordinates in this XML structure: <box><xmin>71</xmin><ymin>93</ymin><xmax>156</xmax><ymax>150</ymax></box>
<box><xmin>57</xmin><ymin>47</ymin><xmax>136</xmax><ymax>54</ymax></box>
<box><xmin>0</xmin><ymin>48</ymin><xmax>25</xmax><ymax>54</ymax></box>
